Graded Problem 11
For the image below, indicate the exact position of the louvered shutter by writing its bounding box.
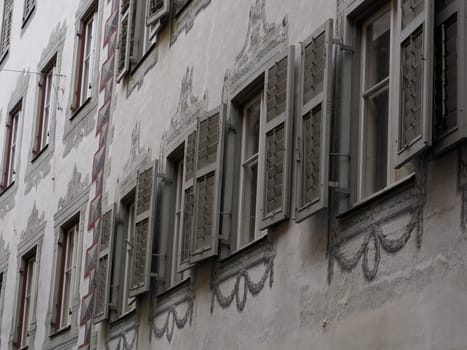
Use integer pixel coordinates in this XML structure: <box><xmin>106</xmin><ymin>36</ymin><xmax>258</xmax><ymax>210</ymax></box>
<box><xmin>116</xmin><ymin>0</ymin><xmax>135</xmax><ymax>83</ymax></box>
<box><xmin>146</xmin><ymin>0</ymin><xmax>169</xmax><ymax>26</ymax></box>
<box><xmin>129</xmin><ymin>160</ymin><xmax>158</xmax><ymax>297</ymax></box>
<box><xmin>295</xmin><ymin>20</ymin><xmax>333</xmax><ymax>222</ymax></box>
<box><xmin>178</xmin><ymin>128</ymin><xmax>196</xmax><ymax>272</ymax></box>
<box><xmin>0</xmin><ymin>0</ymin><xmax>12</xmax><ymax>60</ymax></box>
<box><xmin>433</xmin><ymin>0</ymin><xmax>466</xmax><ymax>153</ymax></box>
<box><xmin>259</xmin><ymin>46</ymin><xmax>295</xmax><ymax>229</ymax></box>
<box><xmin>191</xmin><ymin>107</ymin><xmax>225</xmax><ymax>263</ymax></box>
<box><xmin>94</xmin><ymin>207</ymin><xmax>116</xmax><ymax>324</ymax></box>
<box><xmin>395</xmin><ymin>0</ymin><xmax>434</xmax><ymax>167</ymax></box>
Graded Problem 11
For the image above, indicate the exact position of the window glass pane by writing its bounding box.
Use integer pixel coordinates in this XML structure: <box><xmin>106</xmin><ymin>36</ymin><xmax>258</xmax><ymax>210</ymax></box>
<box><xmin>244</xmin><ymin>100</ymin><xmax>260</xmax><ymax>159</ymax></box>
<box><xmin>363</xmin><ymin>89</ymin><xmax>389</xmax><ymax>197</ymax></box>
<box><xmin>240</xmin><ymin>162</ymin><xmax>258</xmax><ymax>246</ymax></box>
<box><xmin>366</xmin><ymin>10</ymin><xmax>391</xmax><ymax>88</ymax></box>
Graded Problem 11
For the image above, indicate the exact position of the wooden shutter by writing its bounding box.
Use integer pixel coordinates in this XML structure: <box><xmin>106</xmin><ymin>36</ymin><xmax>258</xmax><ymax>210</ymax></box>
<box><xmin>116</xmin><ymin>0</ymin><xmax>135</xmax><ymax>83</ymax></box>
<box><xmin>259</xmin><ymin>46</ymin><xmax>295</xmax><ymax>229</ymax></box>
<box><xmin>146</xmin><ymin>0</ymin><xmax>169</xmax><ymax>26</ymax></box>
<box><xmin>191</xmin><ymin>106</ymin><xmax>225</xmax><ymax>263</ymax></box>
<box><xmin>295</xmin><ymin>20</ymin><xmax>333</xmax><ymax>222</ymax></box>
<box><xmin>178</xmin><ymin>128</ymin><xmax>196</xmax><ymax>271</ymax></box>
<box><xmin>94</xmin><ymin>207</ymin><xmax>115</xmax><ymax>324</ymax></box>
<box><xmin>0</xmin><ymin>0</ymin><xmax>12</xmax><ymax>60</ymax></box>
<box><xmin>433</xmin><ymin>0</ymin><xmax>466</xmax><ymax>153</ymax></box>
<box><xmin>395</xmin><ymin>0</ymin><xmax>434</xmax><ymax>167</ymax></box>
<box><xmin>129</xmin><ymin>160</ymin><xmax>158</xmax><ymax>297</ymax></box>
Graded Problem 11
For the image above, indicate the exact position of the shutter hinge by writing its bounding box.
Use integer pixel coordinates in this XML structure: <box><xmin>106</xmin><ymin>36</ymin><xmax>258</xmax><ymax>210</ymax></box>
<box><xmin>332</xmin><ymin>39</ymin><xmax>354</xmax><ymax>53</ymax></box>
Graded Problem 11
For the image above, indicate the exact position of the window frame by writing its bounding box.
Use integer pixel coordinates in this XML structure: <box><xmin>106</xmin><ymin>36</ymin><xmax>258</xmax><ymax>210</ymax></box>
<box><xmin>52</xmin><ymin>219</ymin><xmax>79</xmax><ymax>333</ymax></box>
<box><xmin>72</xmin><ymin>3</ymin><xmax>98</xmax><ymax>113</ymax></box>
<box><xmin>22</xmin><ymin>0</ymin><xmax>35</xmax><ymax>28</ymax></box>
<box><xmin>17</xmin><ymin>249</ymin><xmax>37</xmax><ymax>349</ymax></box>
<box><xmin>2</xmin><ymin>101</ymin><xmax>21</xmax><ymax>191</ymax></box>
<box><xmin>33</xmin><ymin>57</ymin><xmax>57</xmax><ymax>158</ymax></box>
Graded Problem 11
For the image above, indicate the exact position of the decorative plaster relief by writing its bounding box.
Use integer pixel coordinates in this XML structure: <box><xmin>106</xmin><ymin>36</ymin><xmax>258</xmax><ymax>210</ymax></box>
<box><xmin>105</xmin><ymin>317</ymin><xmax>139</xmax><ymax>350</ymax></box>
<box><xmin>224</xmin><ymin>0</ymin><xmax>288</xmax><ymax>98</ymax></box>
<box><xmin>161</xmin><ymin>66</ymin><xmax>208</xmax><ymax>154</ymax></box>
<box><xmin>20</xmin><ymin>202</ymin><xmax>46</xmax><ymax>243</ymax></box>
<box><xmin>211</xmin><ymin>239</ymin><xmax>275</xmax><ymax>313</ymax></box>
<box><xmin>24</xmin><ymin>21</ymin><xmax>67</xmax><ymax>194</ymax></box>
<box><xmin>170</xmin><ymin>0</ymin><xmax>211</xmax><ymax>44</ymax></box>
<box><xmin>118</xmin><ymin>121</ymin><xmax>152</xmax><ymax>195</ymax></box>
<box><xmin>150</xmin><ymin>281</ymin><xmax>194</xmax><ymax>342</ymax></box>
<box><xmin>328</xmin><ymin>159</ymin><xmax>427</xmax><ymax>282</ymax></box>
<box><xmin>57</xmin><ymin>165</ymin><xmax>90</xmax><ymax>213</ymax></box>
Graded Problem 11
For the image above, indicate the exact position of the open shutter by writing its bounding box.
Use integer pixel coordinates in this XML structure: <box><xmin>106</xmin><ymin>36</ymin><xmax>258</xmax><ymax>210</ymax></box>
<box><xmin>129</xmin><ymin>160</ymin><xmax>158</xmax><ymax>297</ymax></box>
<box><xmin>259</xmin><ymin>46</ymin><xmax>295</xmax><ymax>229</ymax></box>
<box><xmin>178</xmin><ymin>127</ymin><xmax>196</xmax><ymax>271</ymax></box>
<box><xmin>146</xmin><ymin>0</ymin><xmax>169</xmax><ymax>26</ymax></box>
<box><xmin>0</xmin><ymin>0</ymin><xmax>12</xmax><ymax>60</ymax></box>
<box><xmin>433</xmin><ymin>0</ymin><xmax>466</xmax><ymax>153</ymax></box>
<box><xmin>116</xmin><ymin>0</ymin><xmax>134</xmax><ymax>83</ymax></box>
<box><xmin>295</xmin><ymin>20</ymin><xmax>333</xmax><ymax>222</ymax></box>
<box><xmin>395</xmin><ymin>0</ymin><xmax>434</xmax><ymax>167</ymax></box>
<box><xmin>191</xmin><ymin>106</ymin><xmax>225</xmax><ymax>263</ymax></box>
<box><xmin>94</xmin><ymin>207</ymin><xmax>116</xmax><ymax>324</ymax></box>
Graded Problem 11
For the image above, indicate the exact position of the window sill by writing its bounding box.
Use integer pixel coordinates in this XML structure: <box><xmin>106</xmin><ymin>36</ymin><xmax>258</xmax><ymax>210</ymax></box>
<box><xmin>0</xmin><ymin>181</ymin><xmax>15</xmax><ymax>197</ymax></box>
<box><xmin>156</xmin><ymin>276</ymin><xmax>191</xmax><ymax>299</ymax></box>
<box><xmin>31</xmin><ymin>144</ymin><xmax>49</xmax><ymax>163</ymax></box>
<box><xmin>337</xmin><ymin>173</ymin><xmax>416</xmax><ymax>219</ymax></box>
<box><xmin>109</xmin><ymin>307</ymin><xmax>136</xmax><ymax>326</ymax></box>
<box><xmin>49</xmin><ymin>324</ymin><xmax>71</xmax><ymax>338</ymax></box>
<box><xmin>21</xmin><ymin>7</ymin><xmax>35</xmax><ymax>29</ymax></box>
<box><xmin>219</xmin><ymin>233</ymin><xmax>268</xmax><ymax>264</ymax></box>
<box><xmin>129</xmin><ymin>42</ymin><xmax>157</xmax><ymax>77</ymax></box>
<box><xmin>70</xmin><ymin>97</ymin><xmax>91</xmax><ymax>120</ymax></box>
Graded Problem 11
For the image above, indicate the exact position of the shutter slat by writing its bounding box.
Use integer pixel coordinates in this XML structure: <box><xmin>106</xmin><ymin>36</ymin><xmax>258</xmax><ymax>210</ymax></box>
<box><xmin>0</xmin><ymin>0</ymin><xmax>12</xmax><ymax>59</ymax></box>
<box><xmin>116</xmin><ymin>0</ymin><xmax>134</xmax><ymax>83</ymax></box>
<box><xmin>395</xmin><ymin>0</ymin><xmax>434</xmax><ymax>166</ymax></box>
<box><xmin>295</xmin><ymin>19</ymin><xmax>333</xmax><ymax>222</ymax></box>
<box><xmin>128</xmin><ymin>160</ymin><xmax>159</xmax><ymax>297</ymax></box>
<box><xmin>190</xmin><ymin>107</ymin><xmax>225</xmax><ymax>263</ymax></box>
<box><xmin>259</xmin><ymin>46</ymin><xmax>294</xmax><ymax>229</ymax></box>
<box><xmin>94</xmin><ymin>207</ymin><xmax>116</xmax><ymax>324</ymax></box>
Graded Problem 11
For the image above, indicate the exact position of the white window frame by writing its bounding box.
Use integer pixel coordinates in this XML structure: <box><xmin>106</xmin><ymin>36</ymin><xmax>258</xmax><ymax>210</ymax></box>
<box><xmin>236</xmin><ymin>93</ymin><xmax>264</xmax><ymax>249</ymax></box>
<box><xmin>356</xmin><ymin>0</ymin><xmax>414</xmax><ymax>202</ymax></box>
<box><xmin>19</xmin><ymin>253</ymin><xmax>37</xmax><ymax>349</ymax></box>
<box><xmin>79</xmin><ymin>11</ymin><xmax>97</xmax><ymax>105</ymax></box>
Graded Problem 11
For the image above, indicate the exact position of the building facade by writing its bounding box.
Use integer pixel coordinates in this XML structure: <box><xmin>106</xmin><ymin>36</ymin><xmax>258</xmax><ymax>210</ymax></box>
<box><xmin>0</xmin><ymin>0</ymin><xmax>466</xmax><ymax>349</ymax></box>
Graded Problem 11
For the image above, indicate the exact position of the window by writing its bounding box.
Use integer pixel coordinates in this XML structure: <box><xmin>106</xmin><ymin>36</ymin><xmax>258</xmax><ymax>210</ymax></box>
<box><xmin>2</xmin><ymin>102</ymin><xmax>20</xmax><ymax>190</ymax></box>
<box><xmin>53</xmin><ymin>221</ymin><xmax>79</xmax><ymax>331</ymax></box>
<box><xmin>359</xmin><ymin>7</ymin><xmax>395</xmax><ymax>198</ymax></box>
<box><xmin>73</xmin><ymin>5</ymin><xmax>97</xmax><ymax>110</ymax></box>
<box><xmin>34</xmin><ymin>58</ymin><xmax>56</xmax><ymax>156</ymax></box>
<box><xmin>17</xmin><ymin>250</ymin><xmax>37</xmax><ymax>349</ymax></box>
<box><xmin>222</xmin><ymin>47</ymin><xmax>294</xmax><ymax>253</ymax></box>
<box><xmin>116</xmin><ymin>0</ymin><xmax>169</xmax><ymax>81</ymax></box>
<box><xmin>23</xmin><ymin>0</ymin><xmax>35</xmax><ymax>25</ymax></box>
<box><xmin>237</xmin><ymin>94</ymin><xmax>262</xmax><ymax>248</ymax></box>
<box><xmin>0</xmin><ymin>0</ymin><xmax>12</xmax><ymax>62</ymax></box>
